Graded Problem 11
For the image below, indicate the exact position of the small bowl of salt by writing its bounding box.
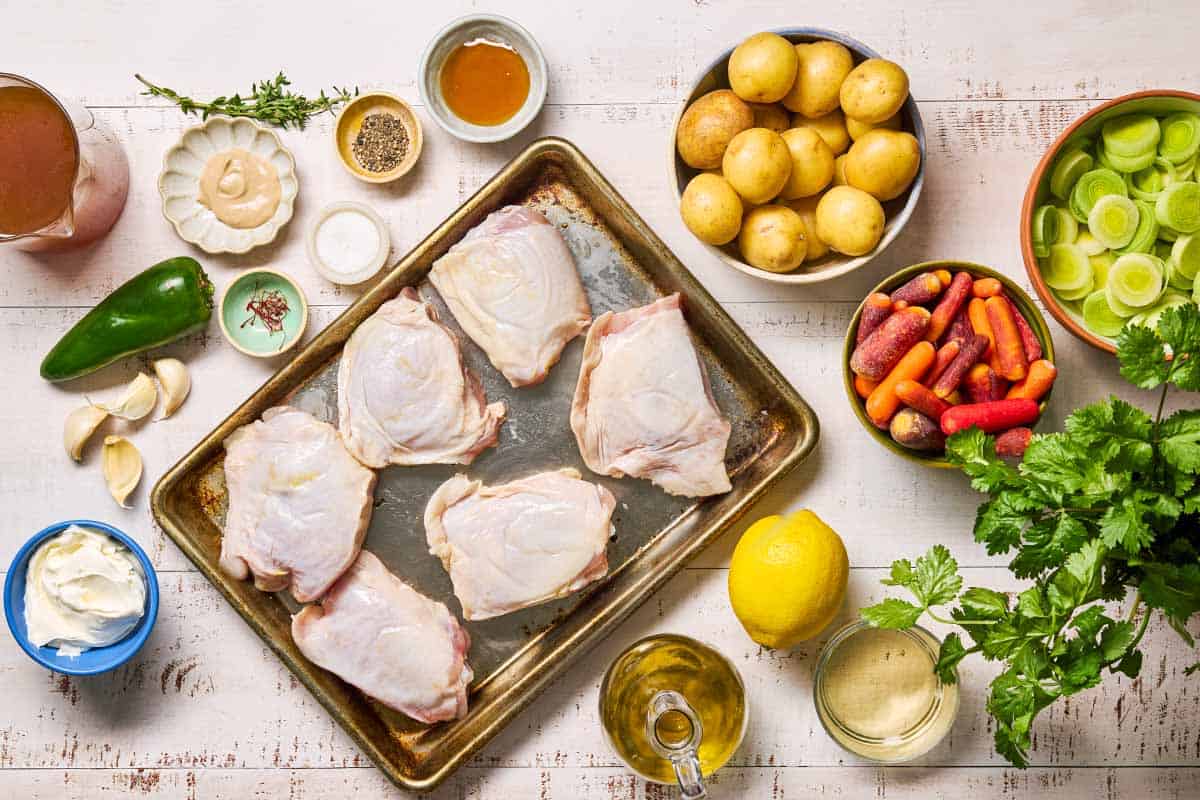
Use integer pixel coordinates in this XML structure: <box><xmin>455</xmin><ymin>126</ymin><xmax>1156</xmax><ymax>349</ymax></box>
<box><xmin>306</xmin><ymin>201</ymin><xmax>392</xmax><ymax>285</ymax></box>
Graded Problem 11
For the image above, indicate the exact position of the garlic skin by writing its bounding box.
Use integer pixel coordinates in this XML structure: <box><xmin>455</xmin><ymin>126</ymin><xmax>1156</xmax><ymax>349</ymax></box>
<box><xmin>94</xmin><ymin>372</ymin><xmax>157</xmax><ymax>421</ymax></box>
<box><xmin>64</xmin><ymin>405</ymin><xmax>108</xmax><ymax>461</ymax></box>
<box><xmin>153</xmin><ymin>358</ymin><xmax>191</xmax><ymax>419</ymax></box>
<box><xmin>102</xmin><ymin>435</ymin><xmax>143</xmax><ymax>508</ymax></box>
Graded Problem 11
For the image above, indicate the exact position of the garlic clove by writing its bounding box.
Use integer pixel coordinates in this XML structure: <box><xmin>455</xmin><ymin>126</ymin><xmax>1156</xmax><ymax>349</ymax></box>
<box><xmin>102</xmin><ymin>435</ymin><xmax>143</xmax><ymax>509</ymax></box>
<box><xmin>64</xmin><ymin>405</ymin><xmax>108</xmax><ymax>461</ymax></box>
<box><xmin>93</xmin><ymin>372</ymin><xmax>158</xmax><ymax>421</ymax></box>
<box><xmin>152</xmin><ymin>358</ymin><xmax>191</xmax><ymax>419</ymax></box>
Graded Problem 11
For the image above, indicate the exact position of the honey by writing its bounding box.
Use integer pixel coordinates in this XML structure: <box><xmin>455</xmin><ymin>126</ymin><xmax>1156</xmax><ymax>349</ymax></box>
<box><xmin>0</xmin><ymin>85</ymin><xmax>78</xmax><ymax>235</ymax></box>
<box><xmin>440</xmin><ymin>39</ymin><xmax>530</xmax><ymax>127</ymax></box>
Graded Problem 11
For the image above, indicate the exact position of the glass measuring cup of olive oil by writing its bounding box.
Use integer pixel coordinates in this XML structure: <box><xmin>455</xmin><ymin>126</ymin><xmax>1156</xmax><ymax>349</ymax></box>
<box><xmin>814</xmin><ymin>620</ymin><xmax>959</xmax><ymax>762</ymax></box>
<box><xmin>599</xmin><ymin>634</ymin><xmax>747</xmax><ymax>798</ymax></box>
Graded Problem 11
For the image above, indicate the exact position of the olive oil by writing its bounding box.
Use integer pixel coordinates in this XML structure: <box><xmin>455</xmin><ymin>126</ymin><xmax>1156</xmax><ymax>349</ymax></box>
<box><xmin>599</xmin><ymin>634</ymin><xmax>746</xmax><ymax>784</ymax></box>
<box><xmin>440</xmin><ymin>39</ymin><xmax>530</xmax><ymax>126</ymax></box>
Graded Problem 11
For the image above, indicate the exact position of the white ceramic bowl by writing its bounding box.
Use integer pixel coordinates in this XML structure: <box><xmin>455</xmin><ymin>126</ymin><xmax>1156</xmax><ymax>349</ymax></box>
<box><xmin>418</xmin><ymin>14</ymin><xmax>548</xmax><ymax>143</ymax></box>
<box><xmin>158</xmin><ymin>116</ymin><xmax>299</xmax><ymax>254</ymax></box>
<box><xmin>670</xmin><ymin>28</ymin><xmax>926</xmax><ymax>285</ymax></box>
<box><xmin>306</xmin><ymin>201</ymin><xmax>391</xmax><ymax>285</ymax></box>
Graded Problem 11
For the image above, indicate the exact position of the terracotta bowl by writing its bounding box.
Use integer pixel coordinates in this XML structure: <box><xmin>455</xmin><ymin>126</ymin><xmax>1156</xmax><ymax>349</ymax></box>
<box><xmin>1020</xmin><ymin>90</ymin><xmax>1200</xmax><ymax>353</ymax></box>
<box><xmin>842</xmin><ymin>261</ymin><xmax>1055</xmax><ymax>468</ymax></box>
<box><xmin>670</xmin><ymin>27</ymin><xmax>926</xmax><ymax>285</ymax></box>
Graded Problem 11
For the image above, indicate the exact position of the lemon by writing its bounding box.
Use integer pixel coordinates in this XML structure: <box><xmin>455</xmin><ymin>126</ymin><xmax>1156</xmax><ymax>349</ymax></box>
<box><xmin>728</xmin><ymin>509</ymin><xmax>849</xmax><ymax>649</ymax></box>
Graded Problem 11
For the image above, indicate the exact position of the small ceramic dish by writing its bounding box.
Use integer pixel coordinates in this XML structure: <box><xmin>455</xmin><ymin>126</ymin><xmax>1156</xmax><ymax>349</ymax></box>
<box><xmin>306</xmin><ymin>201</ymin><xmax>392</xmax><ymax>285</ymax></box>
<box><xmin>158</xmin><ymin>116</ymin><xmax>298</xmax><ymax>254</ymax></box>
<box><xmin>4</xmin><ymin>520</ymin><xmax>159</xmax><ymax>676</ymax></box>
<box><xmin>1021</xmin><ymin>90</ymin><xmax>1200</xmax><ymax>353</ymax></box>
<box><xmin>842</xmin><ymin>261</ymin><xmax>1055</xmax><ymax>468</ymax></box>
<box><xmin>333</xmin><ymin>92</ymin><xmax>424</xmax><ymax>183</ymax></box>
<box><xmin>670</xmin><ymin>27</ymin><xmax>926</xmax><ymax>285</ymax></box>
<box><xmin>219</xmin><ymin>268</ymin><xmax>308</xmax><ymax>358</ymax></box>
<box><xmin>418</xmin><ymin>13</ymin><xmax>548</xmax><ymax>143</ymax></box>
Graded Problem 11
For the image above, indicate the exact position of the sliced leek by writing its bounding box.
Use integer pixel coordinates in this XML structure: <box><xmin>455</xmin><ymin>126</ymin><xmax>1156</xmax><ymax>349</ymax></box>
<box><xmin>1103</xmin><ymin>113</ymin><xmax>1161</xmax><ymax>158</ymax></box>
<box><xmin>1050</xmin><ymin>148</ymin><xmax>1093</xmax><ymax>200</ymax></box>
<box><xmin>1173</xmin><ymin>234</ymin><xmax>1200</xmax><ymax>281</ymax></box>
<box><xmin>1045</xmin><ymin>243</ymin><xmax>1094</xmax><ymax>294</ymax></box>
<box><xmin>1087</xmin><ymin>195</ymin><xmax>1139</xmax><ymax>249</ymax></box>
<box><xmin>1155</xmin><ymin>181</ymin><xmax>1200</xmax><ymax>233</ymax></box>
<box><xmin>1126</xmin><ymin>157</ymin><xmax>1176</xmax><ymax>201</ymax></box>
<box><xmin>1099</xmin><ymin>142</ymin><xmax>1157</xmax><ymax>173</ymax></box>
<box><xmin>1069</xmin><ymin>168</ymin><xmax>1126</xmax><ymax>223</ymax></box>
<box><xmin>1130</xmin><ymin>292</ymin><xmax>1191</xmax><ymax>329</ymax></box>
<box><xmin>1106</xmin><ymin>253</ymin><xmax>1164</xmax><ymax>309</ymax></box>
<box><xmin>1075</xmin><ymin>229</ymin><xmax>1107</xmax><ymax>256</ymax></box>
<box><xmin>1031</xmin><ymin>204</ymin><xmax>1058</xmax><ymax>258</ymax></box>
<box><xmin>1081</xmin><ymin>289</ymin><xmax>1128</xmax><ymax>337</ymax></box>
<box><xmin>1053</xmin><ymin>207</ymin><xmax>1078</xmax><ymax>245</ymax></box>
<box><xmin>1090</xmin><ymin>250</ymin><xmax>1116</xmax><ymax>290</ymax></box>
<box><xmin>1158</xmin><ymin>113</ymin><xmax>1200</xmax><ymax>165</ymax></box>
<box><xmin>1116</xmin><ymin>199</ymin><xmax>1160</xmax><ymax>254</ymax></box>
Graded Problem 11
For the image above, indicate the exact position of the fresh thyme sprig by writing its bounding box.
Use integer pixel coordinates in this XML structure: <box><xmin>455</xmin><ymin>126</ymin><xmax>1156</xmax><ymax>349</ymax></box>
<box><xmin>135</xmin><ymin>72</ymin><xmax>357</xmax><ymax>129</ymax></box>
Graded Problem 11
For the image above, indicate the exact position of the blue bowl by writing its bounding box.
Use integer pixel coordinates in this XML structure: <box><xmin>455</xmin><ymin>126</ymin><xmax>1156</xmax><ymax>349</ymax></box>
<box><xmin>4</xmin><ymin>520</ymin><xmax>159</xmax><ymax>675</ymax></box>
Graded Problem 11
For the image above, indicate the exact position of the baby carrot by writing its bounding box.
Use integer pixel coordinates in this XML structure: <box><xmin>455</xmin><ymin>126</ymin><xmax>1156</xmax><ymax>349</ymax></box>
<box><xmin>1006</xmin><ymin>359</ymin><xmax>1058</xmax><ymax>401</ymax></box>
<box><xmin>931</xmin><ymin>333</ymin><xmax>989</xmax><ymax>399</ymax></box>
<box><xmin>984</xmin><ymin>296</ymin><xmax>1028</xmax><ymax>381</ymax></box>
<box><xmin>941</xmin><ymin>399</ymin><xmax>1039</xmax><ymax>436</ymax></box>
<box><xmin>866</xmin><ymin>341</ymin><xmax>936</xmax><ymax>428</ymax></box>
<box><xmin>854</xmin><ymin>374</ymin><xmax>879</xmax><ymax>399</ymax></box>
<box><xmin>924</xmin><ymin>340</ymin><xmax>961</xmax><ymax>388</ymax></box>
<box><xmin>850</xmin><ymin>306</ymin><xmax>931</xmax><ymax>381</ymax></box>
<box><xmin>962</xmin><ymin>363</ymin><xmax>1008</xmax><ymax>403</ymax></box>
<box><xmin>894</xmin><ymin>379</ymin><xmax>952</xmax><ymax>421</ymax></box>
<box><xmin>856</xmin><ymin>293</ymin><xmax>893</xmax><ymax>345</ymax></box>
<box><xmin>890</xmin><ymin>272</ymin><xmax>944</xmax><ymax>306</ymax></box>
<box><xmin>935</xmin><ymin>269</ymin><xmax>953</xmax><ymax>288</ymax></box>
<box><xmin>967</xmin><ymin>297</ymin><xmax>995</xmax><ymax>359</ymax></box>
<box><xmin>926</xmin><ymin>272</ymin><xmax>973</xmax><ymax>342</ymax></box>
<box><xmin>1004</xmin><ymin>295</ymin><xmax>1043</xmax><ymax>361</ymax></box>
<box><xmin>995</xmin><ymin>427</ymin><xmax>1034</xmax><ymax>457</ymax></box>
<box><xmin>972</xmin><ymin>277</ymin><xmax>1003</xmax><ymax>298</ymax></box>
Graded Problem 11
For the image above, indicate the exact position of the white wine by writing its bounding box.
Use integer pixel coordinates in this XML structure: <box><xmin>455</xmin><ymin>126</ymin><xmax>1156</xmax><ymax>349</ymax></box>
<box><xmin>599</xmin><ymin>634</ymin><xmax>746</xmax><ymax>785</ymax></box>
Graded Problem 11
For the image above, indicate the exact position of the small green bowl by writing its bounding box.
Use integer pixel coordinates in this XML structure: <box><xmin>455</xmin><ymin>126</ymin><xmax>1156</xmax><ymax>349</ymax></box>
<box><xmin>842</xmin><ymin>261</ymin><xmax>1056</xmax><ymax>468</ymax></box>
<box><xmin>219</xmin><ymin>268</ymin><xmax>308</xmax><ymax>358</ymax></box>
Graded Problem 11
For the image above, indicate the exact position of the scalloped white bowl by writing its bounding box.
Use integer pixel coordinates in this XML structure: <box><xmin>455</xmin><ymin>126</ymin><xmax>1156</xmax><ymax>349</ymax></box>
<box><xmin>158</xmin><ymin>116</ymin><xmax>298</xmax><ymax>254</ymax></box>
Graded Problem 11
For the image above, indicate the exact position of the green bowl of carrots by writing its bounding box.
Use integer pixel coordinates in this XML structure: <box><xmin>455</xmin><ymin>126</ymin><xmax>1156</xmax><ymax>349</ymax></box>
<box><xmin>842</xmin><ymin>261</ymin><xmax>1057</xmax><ymax>468</ymax></box>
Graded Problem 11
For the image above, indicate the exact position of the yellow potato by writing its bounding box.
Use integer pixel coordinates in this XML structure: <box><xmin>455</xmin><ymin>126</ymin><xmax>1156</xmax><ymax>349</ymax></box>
<box><xmin>790</xmin><ymin>108</ymin><xmax>850</xmax><ymax>155</ymax></box>
<box><xmin>722</xmin><ymin>128</ymin><xmax>792</xmax><ymax>204</ymax></box>
<box><xmin>781</xmin><ymin>41</ymin><xmax>855</xmax><ymax>118</ymax></box>
<box><xmin>785</xmin><ymin>195</ymin><xmax>829</xmax><ymax>260</ymax></box>
<box><xmin>839</xmin><ymin>59</ymin><xmax>909</xmax><ymax>124</ymax></box>
<box><xmin>676</xmin><ymin>89</ymin><xmax>755</xmax><ymax>169</ymax></box>
<box><xmin>738</xmin><ymin>205</ymin><xmax>808</xmax><ymax>272</ymax></box>
<box><xmin>778</xmin><ymin>127</ymin><xmax>835</xmax><ymax>200</ymax></box>
<box><xmin>750</xmin><ymin>103</ymin><xmax>791</xmax><ymax>133</ymax></box>
<box><xmin>728</xmin><ymin>32</ymin><xmax>799</xmax><ymax>103</ymax></box>
<box><xmin>832</xmin><ymin>154</ymin><xmax>850</xmax><ymax>186</ymax></box>
<box><xmin>843</xmin><ymin>129</ymin><xmax>922</xmax><ymax>201</ymax></box>
<box><xmin>680</xmin><ymin>173</ymin><xmax>744</xmax><ymax>246</ymax></box>
<box><xmin>846</xmin><ymin>111</ymin><xmax>902</xmax><ymax>141</ymax></box>
<box><xmin>815</xmin><ymin>185</ymin><xmax>885</xmax><ymax>256</ymax></box>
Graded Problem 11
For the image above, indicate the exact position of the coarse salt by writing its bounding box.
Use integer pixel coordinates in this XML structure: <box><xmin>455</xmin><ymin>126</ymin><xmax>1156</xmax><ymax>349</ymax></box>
<box><xmin>315</xmin><ymin>208</ymin><xmax>382</xmax><ymax>277</ymax></box>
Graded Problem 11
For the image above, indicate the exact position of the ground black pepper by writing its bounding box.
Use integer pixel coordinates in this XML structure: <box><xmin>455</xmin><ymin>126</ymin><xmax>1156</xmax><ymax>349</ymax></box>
<box><xmin>352</xmin><ymin>113</ymin><xmax>410</xmax><ymax>173</ymax></box>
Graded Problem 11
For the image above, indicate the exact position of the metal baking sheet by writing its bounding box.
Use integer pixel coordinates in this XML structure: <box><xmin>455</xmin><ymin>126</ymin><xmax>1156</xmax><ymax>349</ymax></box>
<box><xmin>152</xmin><ymin>137</ymin><xmax>819</xmax><ymax>792</ymax></box>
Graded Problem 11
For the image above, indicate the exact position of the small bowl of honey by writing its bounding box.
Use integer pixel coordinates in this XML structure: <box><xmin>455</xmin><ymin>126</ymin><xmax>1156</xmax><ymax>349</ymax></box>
<box><xmin>418</xmin><ymin>14</ymin><xmax>548</xmax><ymax>143</ymax></box>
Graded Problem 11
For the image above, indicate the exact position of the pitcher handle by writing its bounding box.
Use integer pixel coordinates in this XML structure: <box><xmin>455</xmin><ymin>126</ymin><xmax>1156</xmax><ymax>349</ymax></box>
<box><xmin>646</xmin><ymin>690</ymin><xmax>707</xmax><ymax>799</ymax></box>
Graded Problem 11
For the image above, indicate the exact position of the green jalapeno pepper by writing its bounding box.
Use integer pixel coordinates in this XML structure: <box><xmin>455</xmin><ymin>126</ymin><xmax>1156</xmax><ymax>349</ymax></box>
<box><xmin>41</xmin><ymin>256</ymin><xmax>214</xmax><ymax>382</ymax></box>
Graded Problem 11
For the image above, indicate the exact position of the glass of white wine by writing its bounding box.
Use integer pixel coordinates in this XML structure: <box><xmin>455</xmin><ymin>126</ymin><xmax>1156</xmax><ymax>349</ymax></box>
<box><xmin>599</xmin><ymin>634</ymin><xmax>747</xmax><ymax>798</ymax></box>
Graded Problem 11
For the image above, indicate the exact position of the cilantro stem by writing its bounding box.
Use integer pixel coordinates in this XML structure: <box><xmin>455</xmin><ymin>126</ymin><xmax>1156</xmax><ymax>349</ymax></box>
<box><xmin>1126</xmin><ymin>592</ymin><xmax>1153</xmax><ymax>653</ymax></box>
<box><xmin>927</xmin><ymin>610</ymin><xmax>998</xmax><ymax>626</ymax></box>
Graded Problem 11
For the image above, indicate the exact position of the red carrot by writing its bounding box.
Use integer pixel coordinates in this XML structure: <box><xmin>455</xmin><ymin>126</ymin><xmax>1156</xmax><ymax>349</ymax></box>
<box><xmin>941</xmin><ymin>399</ymin><xmax>1039</xmax><ymax>435</ymax></box>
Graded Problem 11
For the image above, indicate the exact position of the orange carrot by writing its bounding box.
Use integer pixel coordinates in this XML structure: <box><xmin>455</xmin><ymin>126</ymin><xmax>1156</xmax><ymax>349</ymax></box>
<box><xmin>854</xmin><ymin>374</ymin><xmax>879</xmax><ymax>399</ymax></box>
<box><xmin>895</xmin><ymin>379</ymin><xmax>952</xmax><ymax>421</ymax></box>
<box><xmin>984</xmin><ymin>295</ymin><xmax>1029</xmax><ymax>381</ymax></box>
<box><xmin>1006</xmin><ymin>359</ymin><xmax>1058</xmax><ymax>401</ymax></box>
<box><xmin>935</xmin><ymin>269</ymin><xmax>953</xmax><ymax>288</ymax></box>
<box><xmin>893</xmin><ymin>299</ymin><xmax>910</xmax><ymax>311</ymax></box>
<box><xmin>967</xmin><ymin>297</ymin><xmax>995</xmax><ymax>358</ymax></box>
<box><xmin>866</xmin><ymin>341</ymin><xmax>936</xmax><ymax>428</ymax></box>
<box><xmin>926</xmin><ymin>272</ymin><xmax>973</xmax><ymax>342</ymax></box>
<box><xmin>972</xmin><ymin>277</ymin><xmax>1003</xmax><ymax>298</ymax></box>
<box><xmin>924</xmin><ymin>340</ymin><xmax>961</xmax><ymax>388</ymax></box>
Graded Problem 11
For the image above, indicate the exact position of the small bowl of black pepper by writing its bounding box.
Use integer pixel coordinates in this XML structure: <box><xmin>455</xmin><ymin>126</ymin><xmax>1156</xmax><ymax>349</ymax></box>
<box><xmin>333</xmin><ymin>92</ymin><xmax>424</xmax><ymax>183</ymax></box>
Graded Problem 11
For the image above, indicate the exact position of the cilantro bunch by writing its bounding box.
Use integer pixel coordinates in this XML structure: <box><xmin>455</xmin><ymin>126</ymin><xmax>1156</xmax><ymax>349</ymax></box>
<box><xmin>862</xmin><ymin>304</ymin><xmax>1200</xmax><ymax>767</ymax></box>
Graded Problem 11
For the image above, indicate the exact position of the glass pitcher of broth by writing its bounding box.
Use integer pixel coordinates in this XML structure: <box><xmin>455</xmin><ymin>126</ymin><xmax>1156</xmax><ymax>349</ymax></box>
<box><xmin>599</xmin><ymin>634</ymin><xmax>747</xmax><ymax>798</ymax></box>
<box><xmin>0</xmin><ymin>73</ymin><xmax>129</xmax><ymax>251</ymax></box>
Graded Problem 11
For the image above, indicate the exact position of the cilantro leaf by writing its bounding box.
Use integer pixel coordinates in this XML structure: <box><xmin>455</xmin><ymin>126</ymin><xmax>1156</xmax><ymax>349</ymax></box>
<box><xmin>1160</xmin><ymin>410</ymin><xmax>1200</xmax><ymax>476</ymax></box>
<box><xmin>975</xmin><ymin>493</ymin><xmax>1034</xmax><ymax>556</ymax></box>
<box><xmin>935</xmin><ymin>632</ymin><xmax>968</xmax><ymax>684</ymax></box>
<box><xmin>1099</xmin><ymin>498</ymin><xmax>1155</xmax><ymax>553</ymax></box>
<box><xmin>945</xmin><ymin>428</ymin><xmax>1017</xmax><ymax>494</ymax></box>
<box><xmin>1140</xmin><ymin>562</ymin><xmax>1200</xmax><ymax>622</ymax></box>
<box><xmin>1157</xmin><ymin>304</ymin><xmax>1200</xmax><ymax>390</ymax></box>
<box><xmin>1117</xmin><ymin>323</ymin><xmax>1171</xmax><ymax>389</ymax></box>
<box><xmin>914</xmin><ymin>545</ymin><xmax>962</xmax><ymax>606</ymax></box>
<box><xmin>860</xmin><ymin>598</ymin><xmax>923</xmax><ymax>629</ymax></box>
<box><xmin>1019</xmin><ymin>433</ymin><xmax>1092</xmax><ymax>496</ymax></box>
<box><xmin>1100</xmin><ymin>620</ymin><xmax>1136</xmax><ymax>661</ymax></box>
<box><xmin>1071</xmin><ymin>605</ymin><xmax>1112</xmax><ymax>640</ymax></box>
<box><xmin>1064</xmin><ymin>398</ymin><xmax>1154</xmax><ymax>473</ymax></box>
<box><xmin>959</xmin><ymin>587</ymin><xmax>1010</xmax><ymax>620</ymax></box>
<box><xmin>1114</xmin><ymin>649</ymin><xmax>1143</xmax><ymax>678</ymax></box>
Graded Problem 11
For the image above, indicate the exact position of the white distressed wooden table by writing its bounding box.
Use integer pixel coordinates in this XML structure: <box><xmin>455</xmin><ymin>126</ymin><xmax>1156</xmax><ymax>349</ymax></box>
<box><xmin>3</xmin><ymin>2</ymin><xmax>1199</xmax><ymax>798</ymax></box>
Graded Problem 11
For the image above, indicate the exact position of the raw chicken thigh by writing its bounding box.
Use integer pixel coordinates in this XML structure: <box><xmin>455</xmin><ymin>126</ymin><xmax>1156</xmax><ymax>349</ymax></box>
<box><xmin>221</xmin><ymin>406</ymin><xmax>376</xmax><ymax>603</ymax></box>
<box><xmin>429</xmin><ymin>205</ymin><xmax>592</xmax><ymax>387</ymax></box>
<box><xmin>292</xmin><ymin>551</ymin><xmax>473</xmax><ymax>724</ymax></box>
<box><xmin>571</xmin><ymin>294</ymin><xmax>732</xmax><ymax>497</ymax></box>
<box><xmin>424</xmin><ymin>468</ymin><xmax>616</xmax><ymax>620</ymax></box>
<box><xmin>338</xmin><ymin>287</ymin><xmax>506</xmax><ymax>468</ymax></box>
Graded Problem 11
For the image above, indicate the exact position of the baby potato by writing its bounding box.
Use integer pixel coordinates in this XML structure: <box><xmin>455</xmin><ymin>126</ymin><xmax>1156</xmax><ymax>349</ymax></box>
<box><xmin>722</xmin><ymin>128</ymin><xmax>793</xmax><ymax>204</ymax></box>
<box><xmin>846</xmin><ymin>111</ymin><xmax>902</xmax><ymax>141</ymax></box>
<box><xmin>839</xmin><ymin>58</ymin><xmax>909</xmax><ymax>124</ymax></box>
<box><xmin>728</xmin><ymin>32</ymin><xmax>799</xmax><ymax>103</ymax></box>
<box><xmin>815</xmin><ymin>185</ymin><xmax>885</xmax><ymax>256</ymax></box>
<box><xmin>832</xmin><ymin>154</ymin><xmax>850</xmax><ymax>186</ymax></box>
<box><xmin>738</xmin><ymin>205</ymin><xmax>808</xmax><ymax>272</ymax></box>
<box><xmin>779</xmin><ymin>127</ymin><xmax>835</xmax><ymax>200</ymax></box>
<box><xmin>791</xmin><ymin>108</ymin><xmax>850</xmax><ymax>155</ymax></box>
<box><xmin>680</xmin><ymin>173</ymin><xmax>744</xmax><ymax>246</ymax></box>
<box><xmin>843</xmin><ymin>129</ymin><xmax>921</xmax><ymax>201</ymax></box>
<box><xmin>676</xmin><ymin>89</ymin><xmax>755</xmax><ymax>169</ymax></box>
<box><xmin>782</xmin><ymin>40</ymin><xmax>855</xmax><ymax>118</ymax></box>
<box><xmin>785</xmin><ymin>194</ymin><xmax>830</xmax><ymax>260</ymax></box>
<box><xmin>750</xmin><ymin>103</ymin><xmax>791</xmax><ymax>133</ymax></box>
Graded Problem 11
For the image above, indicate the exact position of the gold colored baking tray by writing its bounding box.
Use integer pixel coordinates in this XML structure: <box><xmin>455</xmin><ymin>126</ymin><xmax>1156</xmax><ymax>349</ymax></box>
<box><xmin>151</xmin><ymin>137</ymin><xmax>819</xmax><ymax>792</ymax></box>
